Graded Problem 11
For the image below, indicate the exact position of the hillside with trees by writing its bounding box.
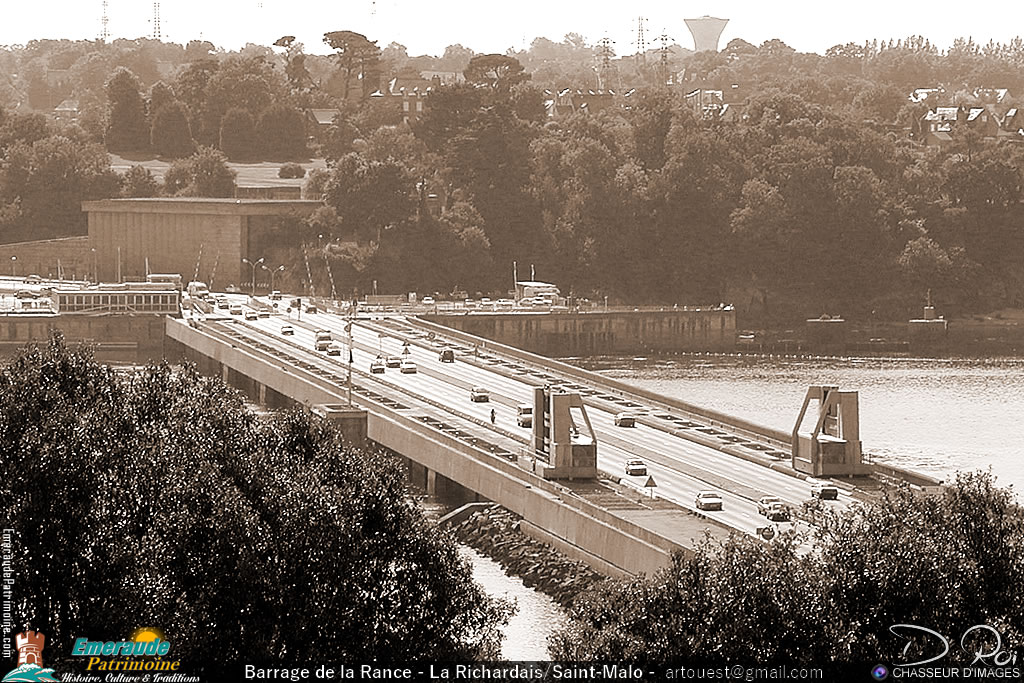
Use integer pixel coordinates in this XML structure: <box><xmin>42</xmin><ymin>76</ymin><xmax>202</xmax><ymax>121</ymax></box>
<box><xmin>2</xmin><ymin>33</ymin><xmax>1024</xmax><ymax>321</ymax></box>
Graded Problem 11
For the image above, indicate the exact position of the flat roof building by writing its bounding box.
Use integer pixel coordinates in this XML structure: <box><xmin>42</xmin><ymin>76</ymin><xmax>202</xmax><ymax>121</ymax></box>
<box><xmin>81</xmin><ymin>198</ymin><xmax>321</xmax><ymax>289</ymax></box>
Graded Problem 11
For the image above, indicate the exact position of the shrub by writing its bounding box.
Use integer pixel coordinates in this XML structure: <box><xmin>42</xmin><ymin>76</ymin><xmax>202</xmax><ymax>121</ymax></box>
<box><xmin>278</xmin><ymin>162</ymin><xmax>306</xmax><ymax>179</ymax></box>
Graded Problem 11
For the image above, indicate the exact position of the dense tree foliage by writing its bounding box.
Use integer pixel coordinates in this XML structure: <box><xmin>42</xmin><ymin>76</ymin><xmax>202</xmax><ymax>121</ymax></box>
<box><xmin>550</xmin><ymin>473</ymin><xmax>1024</xmax><ymax>668</ymax></box>
<box><xmin>104</xmin><ymin>67</ymin><xmax>149</xmax><ymax>152</ymax></box>
<box><xmin>256</xmin><ymin>103</ymin><xmax>307</xmax><ymax>159</ymax></box>
<box><xmin>164</xmin><ymin>146</ymin><xmax>236</xmax><ymax>197</ymax></box>
<box><xmin>0</xmin><ymin>335</ymin><xmax>510</xmax><ymax>665</ymax></box>
<box><xmin>0</xmin><ymin>130</ymin><xmax>119</xmax><ymax>240</ymax></box>
<box><xmin>219</xmin><ymin>107</ymin><xmax>258</xmax><ymax>160</ymax></box>
<box><xmin>150</xmin><ymin>100</ymin><xmax>194</xmax><ymax>158</ymax></box>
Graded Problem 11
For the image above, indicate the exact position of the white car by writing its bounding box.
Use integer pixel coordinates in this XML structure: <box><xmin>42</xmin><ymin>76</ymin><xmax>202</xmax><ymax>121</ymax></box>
<box><xmin>280</xmin><ymin>324</ymin><xmax>294</xmax><ymax>335</ymax></box>
<box><xmin>470</xmin><ymin>387</ymin><xmax>490</xmax><ymax>402</ymax></box>
<box><xmin>229</xmin><ymin>304</ymin><xmax>243</xmax><ymax>315</ymax></box>
<box><xmin>244</xmin><ymin>310</ymin><xmax>258</xmax><ymax>320</ymax></box>
<box><xmin>614</xmin><ymin>412</ymin><xmax>637</xmax><ymax>427</ymax></box>
<box><xmin>695</xmin><ymin>490</ymin><xmax>723</xmax><ymax>511</ymax></box>
<box><xmin>624</xmin><ymin>459</ymin><xmax>647</xmax><ymax>476</ymax></box>
<box><xmin>399</xmin><ymin>359</ymin><xmax>417</xmax><ymax>374</ymax></box>
<box><xmin>421</xmin><ymin>296</ymin><xmax>435</xmax><ymax>305</ymax></box>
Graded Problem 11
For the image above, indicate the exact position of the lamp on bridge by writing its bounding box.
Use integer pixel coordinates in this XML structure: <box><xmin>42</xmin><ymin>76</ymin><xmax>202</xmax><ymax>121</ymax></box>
<box><xmin>10</xmin><ymin>256</ymin><xmax>15</xmax><ymax>277</ymax></box>
<box><xmin>263</xmin><ymin>264</ymin><xmax>285</xmax><ymax>292</ymax></box>
<box><xmin>241</xmin><ymin>257</ymin><xmax>264</xmax><ymax>296</ymax></box>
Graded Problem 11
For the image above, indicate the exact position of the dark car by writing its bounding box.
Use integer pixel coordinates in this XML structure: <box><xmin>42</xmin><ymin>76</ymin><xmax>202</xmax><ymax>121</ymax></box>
<box><xmin>439</xmin><ymin>348</ymin><xmax>455</xmax><ymax>363</ymax></box>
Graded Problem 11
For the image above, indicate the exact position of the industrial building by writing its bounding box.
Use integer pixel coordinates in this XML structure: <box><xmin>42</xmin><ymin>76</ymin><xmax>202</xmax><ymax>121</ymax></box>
<box><xmin>81</xmin><ymin>198</ymin><xmax>321</xmax><ymax>289</ymax></box>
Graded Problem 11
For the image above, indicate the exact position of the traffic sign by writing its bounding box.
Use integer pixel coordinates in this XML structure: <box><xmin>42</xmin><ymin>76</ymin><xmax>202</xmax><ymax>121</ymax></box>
<box><xmin>643</xmin><ymin>476</ymin><xmax>657</xmax><ymax>488</ymax></box>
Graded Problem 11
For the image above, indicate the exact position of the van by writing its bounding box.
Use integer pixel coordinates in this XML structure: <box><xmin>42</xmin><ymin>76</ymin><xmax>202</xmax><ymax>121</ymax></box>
<box><xmin>808</xmin><ymin>478</ymin><xmax>839</xmax><ymax>500</ymax></box>
<box><xmin>516</xmin><ymin>404</ymin><xmax>533</xmax><ymax>427</ymax></box>
<box><xmin>314</xmin><ymin>329</ymin><xmax>332</xmax><ymax>351</ymax></box>
<box><xmin>187</xmin><ymin>281</ymin><xmax>209</xmax><ymax>299</ymax></box>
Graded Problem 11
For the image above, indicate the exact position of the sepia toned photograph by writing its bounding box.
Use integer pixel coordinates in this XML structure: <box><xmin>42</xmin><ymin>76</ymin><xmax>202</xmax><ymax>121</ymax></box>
<box><xmin>0</xmin><ymin>2</ymin><xmax>1022</xmax><ymax>680</ymax></box>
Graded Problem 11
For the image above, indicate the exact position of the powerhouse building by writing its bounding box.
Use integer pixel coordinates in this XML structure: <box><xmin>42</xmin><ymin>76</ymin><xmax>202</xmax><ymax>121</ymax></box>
<box><xmin>82</xmin><ymin>198</ymin><xmax>320</xmax><ymax>288</ymax></box>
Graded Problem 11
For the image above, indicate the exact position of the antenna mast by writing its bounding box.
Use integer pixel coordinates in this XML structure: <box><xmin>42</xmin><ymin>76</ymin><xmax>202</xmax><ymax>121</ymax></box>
<box><xmin>99</xmin><ymin>1</ymin><xmax>110</xmax><ymax>42</ymax></box>
<box><xmin>151</xmin><ymin>2</ymin><xmax>162</xmax><ymax>41</ymax></box>
<box><xmin>635</xmin><ymin>16</ymin><xmax>647</xmax><ymax>66</ymax></box>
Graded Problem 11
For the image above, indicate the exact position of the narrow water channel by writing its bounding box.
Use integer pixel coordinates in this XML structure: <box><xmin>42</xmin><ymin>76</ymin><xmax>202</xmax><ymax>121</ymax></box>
<box><xmin>457</xmin><ymin>545</ymin><xmax>567</xmax><ymax>660</ymax></box>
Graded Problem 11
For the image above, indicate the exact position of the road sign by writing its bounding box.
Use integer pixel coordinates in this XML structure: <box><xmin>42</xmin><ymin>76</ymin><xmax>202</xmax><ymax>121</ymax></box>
<box><xmin>644</xmin><ymin>476</ymin><xmax>657</xmax><ymax>488</ymax></box>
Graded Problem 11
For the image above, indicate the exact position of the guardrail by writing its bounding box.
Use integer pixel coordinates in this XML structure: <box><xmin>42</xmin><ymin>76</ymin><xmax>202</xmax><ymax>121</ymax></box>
<box><xmin>408</xmin><ymin>316</ymin><xmax>792</xmax><ymax>449</ymax></box>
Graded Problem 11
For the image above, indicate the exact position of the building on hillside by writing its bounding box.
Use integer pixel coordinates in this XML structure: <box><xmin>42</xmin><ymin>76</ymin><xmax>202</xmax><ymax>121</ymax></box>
<box><xmin>920</xmin><ymin>105</ymin><xmax>1002</xmax><ymax>147</ymax></box>
<box><xmin>998</xmin><ymin>108</ymin><xmax>1024</xmax><ymax>141</ymax></box>
<box><xmin>52</xmin><ymin>99</ymin><xmax>79</xmax><ymax>125</ymax></box>
<box><xmin>81</xmin><ymin>198</ymin><xmax>321</xmax><ymax>288</ymax></box>
<box><xmin>542</xmin><ymin>89</ymin><xmax>615</xmax><ymax>118</ymax></box>
<box><xmin>305</xmin><ymin>109</ymin><xmax>341</xmax><ymax>142</ymax></box>
<box><xmin>369</xmin><ymin>88</ymin><xmax>431</xmax><ymax>125</ymax></box>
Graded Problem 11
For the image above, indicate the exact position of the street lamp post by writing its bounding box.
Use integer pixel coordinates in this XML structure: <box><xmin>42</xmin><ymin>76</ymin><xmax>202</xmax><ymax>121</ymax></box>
<box><xmin>10</xmin><ymin>256</ymin><xmax>16</xmax><ymax>278</ymax></box>
<box><xmin>263</xmin><ymin>264</ymin><xmax>285</xmax><ymax>292</ymax></box>
<box><xmin>91</xmin><ymin>249</ymin><xmax>97</xmax><ymax>283</ymax></box>
<box><xmin>241</xmin><ymin>257</ymin><xmax>264</xmax><ymax>296</ymax></box>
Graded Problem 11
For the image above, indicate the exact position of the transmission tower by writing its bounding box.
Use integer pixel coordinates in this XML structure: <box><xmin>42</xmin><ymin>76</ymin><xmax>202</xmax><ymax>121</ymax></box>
<box><xmin>99</xmin><ymin>1</ymin><xmax>110</xmax><ymax>42</ymax></box>
<box><xmin>151</xmin><ymin>2</ymin><xmax>161</xmax><ymax>41</ymax></box>
<box><xmin>657</xmin><ymin>31</ymin><xmax>673</xmax><ymax>84</ymax></box>
<box><xmin>635</xmin><ymin>16</ymin><xmax>647</xmax><ymax>66</ymax></box>
<box><xmin>595</xmin><ymin>36</ymin><xmax>615</xmax><ymax>89</ymax></box>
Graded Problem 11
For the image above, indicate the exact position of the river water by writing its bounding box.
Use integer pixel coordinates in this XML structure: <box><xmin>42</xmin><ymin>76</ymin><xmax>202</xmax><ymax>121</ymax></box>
<box><xmin>580</xmin><ymin>354</ymin><xmax>1024</xmax><ymax>494</ymax></box>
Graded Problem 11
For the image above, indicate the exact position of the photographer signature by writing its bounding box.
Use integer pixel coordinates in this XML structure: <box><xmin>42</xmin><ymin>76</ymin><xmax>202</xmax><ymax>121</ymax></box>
<box><xmin>891</xmin><ymin>624</ymin><xmax>1019</xmax><ymax>667</ymax></box>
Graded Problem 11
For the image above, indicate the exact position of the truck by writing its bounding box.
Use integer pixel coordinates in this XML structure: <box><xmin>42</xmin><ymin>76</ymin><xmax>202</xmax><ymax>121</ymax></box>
<box><xmin>186</xmin><ymin>281</ymin><xmax>209</xmax><ymax>300</ymax></box>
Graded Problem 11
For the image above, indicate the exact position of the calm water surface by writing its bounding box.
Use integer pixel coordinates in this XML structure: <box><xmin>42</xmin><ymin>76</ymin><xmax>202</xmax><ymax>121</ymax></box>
<box><xmin>580</xmin><ymin>355</ymin><xmax>1024</xmax><ymax>493</ymax></box>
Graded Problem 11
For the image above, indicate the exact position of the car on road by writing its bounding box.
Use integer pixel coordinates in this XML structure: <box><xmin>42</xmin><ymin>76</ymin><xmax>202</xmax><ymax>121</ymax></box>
<box><xmin>624</xmin><ymin>459</ymin><xmax>647</xmax><ymax>476</ymax></box>
<box><xmin>270</xmin><ymin>291</ymin><xmax>282</xmax><ymax>301</ymax></box>
<box><xmin>695</xmin><ymin>490</ymin><xmax>724</xmax><ymax>511</ymax></box>
<box><xmin>765</xmin><ymin>502</ymin><xmax>791</xmax><ymax>522</ymax></box>
<box><xmin>399</xmin><ymin>359</ymin><xmax>417</xmax><ymax>374</ymax></box>
<box><xmin>421</xmin><ymin>296</ymin><xmax>435</xmax><ymax>305</ymax></box>
<box><xmin>516</xmin><ymin>404</ymin><xmax>533</xmax><ymax>427</ymax></box>
<box><xmin>229</xmin><ymin>304</ymin><xmax>243</xmax><ymax>315</ymax></box>
<box><xmin>23</xmin><ymin>275</ymin><xmax>42</xmax><ymax>284</ymax></box>
<box><xmin>305</xmin><ymin>304</ymin><xmax>318</xmax><ymax>314</ymax></box>
<box><xmin>15</xmin><ymin>290</ymin><xmax>38</xmax><ymax>299</ymax></box>
<box><xmin>757</xmin><ymin>496</ymin><xmax>783</xmax><ymax>516</ymax></box>
<box><xmin>808</xmin><ymin>478</ymin><xmax>839</xmax><ymax>500</ymax></box>
<box><xmin>326</xmin><ymin>343</ymin><xmax>342</xmax><ymax>356</ymax></box>
<box><xmin>496</xmin><ymin>298</ymin><xmax>515</xmax><ymax>309</ymax></box>
<box><xmin>216</xmin><ymin>298</ymin><xmax>229</xmax><ymax>310</ymax></box>
<box><xmin>370</xmin><ymin>358</ymin><xmax>386</xmax><ymax>374</ymax></box>
<box><xmin>439</xmin><ymin>347</ymin><xmax>455</xmax><ymax>362</ymax></box>
<box><xmin>244</xmin><ymin>310</ymin><xmax>258</xmax><ymax>320</ymax></box>
<box><xmin>470</xmin><ymin>387</ymin><xmax>490</xmax><ymax>402</ymax></box>
<box><xmin>480</xmin><ymin>297</ymin><xmax>493</xmax><ymax>308</ymax></box>
<box><xmin>614</xmin><ymin>412</ymin><xmax>637</xmax><ymax>427</ymax></box>
<box><xmin>258</xmin><ymin>310</ymin><xmax>270</xmax><ymax>318</ymax></box>
<box><xmin>386</xmin><ymin>355</ymin><xmax>402</xmax><ymax>368</ymax></box>
<box><xmin>280</xmin><ymin>324</ymin><xmax>294</xmax><ymax>335</ymax></box>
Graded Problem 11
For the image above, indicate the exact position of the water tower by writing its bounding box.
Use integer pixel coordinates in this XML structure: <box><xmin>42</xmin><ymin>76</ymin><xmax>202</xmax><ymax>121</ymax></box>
<box><xmin>684</xmin><ymin>16</ymin><xmax>729</xmax><ymax>52</ymax></box>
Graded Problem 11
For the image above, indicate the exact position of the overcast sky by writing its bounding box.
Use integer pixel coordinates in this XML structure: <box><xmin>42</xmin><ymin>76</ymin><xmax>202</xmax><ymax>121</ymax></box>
<box><xmin>3</xmin><ymin>1</ymin><xmax>1022</xmax><ymax>58</ymax></box>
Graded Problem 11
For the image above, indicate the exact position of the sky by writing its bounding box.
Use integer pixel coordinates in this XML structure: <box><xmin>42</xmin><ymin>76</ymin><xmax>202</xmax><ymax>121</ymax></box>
<box><xmin>2</xmin><ymin>1</ymin><xmax>1023</xmax><ymax>58</ymax></box>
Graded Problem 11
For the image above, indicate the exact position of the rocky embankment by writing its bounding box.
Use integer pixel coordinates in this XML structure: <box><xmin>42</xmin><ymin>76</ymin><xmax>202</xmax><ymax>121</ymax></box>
<box><xmin>450</xmin><ymin>504</ymin><xmax>607</xmax><ymax>608</ymax></box>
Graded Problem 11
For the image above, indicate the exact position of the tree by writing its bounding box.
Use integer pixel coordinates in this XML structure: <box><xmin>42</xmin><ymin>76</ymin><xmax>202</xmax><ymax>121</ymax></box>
<box><xmin>104</xmin><ymin>67</ymin><xmax>149</xmax><ymax>152</ymax></box>
<box><xmin>0</xmin><ymin>135</ymin><xmax>119</xmax><ymax>241</ymax></box>
<box><xmin>550</xmin><ymin>472</ymin><xmax>1023</xmax><ymax>668</ymax></box>
<box><xmin>256</xmin><ymin>103</ymin><xmax>307</xmax><ymax>159</ymax></box>
<box><xmin>323</xmin><ymin>30</ymin><xmax>381</xmax><ymax>101</ymax></box>
<box><xmin>322</xmin><ymin>153</ymin><xmax>415</xmax><ymax>242</ymax></box>
<box><xmin>148</xmin><ymin>80</ymin><xmax>176</xmax><ymax>118</ymax></box>
<box><xmin>464</xmin><ymin>54</ymin><xmax>528</xmax><ymax>91</ymax></box>
<box><xmin>164</xmin><ymin>146</ymin><xmax>236</xmax><ymax>197</ymax></box>
<box><xmin>0</xmin><ymin>335</ymin><xmax>511</xmax><ymax>666</ymax></box>
<box><xmin>120</xmin><ymin>164</ymin><xmax>159</xmax><ymax>197</ymax></box>
<box><xmin>150</xmin><ymin>100</ymin><xmax>194</xmax><ymax>158</ymax></box>
<box><xmin>219</xmin><ymin>107</ymin><xmax>257</xmax><ymax>160</ymax></box>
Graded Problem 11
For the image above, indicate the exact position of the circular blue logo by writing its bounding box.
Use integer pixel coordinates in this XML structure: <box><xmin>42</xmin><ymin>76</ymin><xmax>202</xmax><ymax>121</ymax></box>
<box><xmin>871</xmin><ymin>664</ymin><xmax>889</xmax><ymax>680</ymax></box>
